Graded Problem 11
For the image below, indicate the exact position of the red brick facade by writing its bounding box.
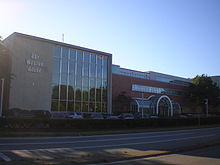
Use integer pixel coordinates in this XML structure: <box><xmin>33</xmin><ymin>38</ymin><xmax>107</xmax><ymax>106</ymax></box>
<box><xmin>112</xmin><ymin>74</ymin><xmax>190</xmax><ymax>113</ymax></box>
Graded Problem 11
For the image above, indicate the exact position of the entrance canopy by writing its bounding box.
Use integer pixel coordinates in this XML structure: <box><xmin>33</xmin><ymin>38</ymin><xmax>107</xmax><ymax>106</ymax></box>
<box><xmin>131</xmin><ymin>95</ymin><xmax>181</xmax><ymax>117</ymax></box>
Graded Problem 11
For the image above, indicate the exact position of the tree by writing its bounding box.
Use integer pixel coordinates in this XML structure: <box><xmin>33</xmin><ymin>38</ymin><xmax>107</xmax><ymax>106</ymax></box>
<box><xmin>188</xmin><ymin>74</ymin><xmax>220</xmax><ymax>108</ymax></box>
<box><xmin>113</xmin><ymin>91</ymin><xmax>132</xmax><ymax>114</ymax></box>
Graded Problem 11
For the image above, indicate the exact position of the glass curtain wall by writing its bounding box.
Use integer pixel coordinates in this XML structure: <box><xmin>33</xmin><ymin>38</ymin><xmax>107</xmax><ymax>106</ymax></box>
<box><xmin>51</xmin><ymin>46</ymin><xmax>108</xmax><ymax>113</ymax></box>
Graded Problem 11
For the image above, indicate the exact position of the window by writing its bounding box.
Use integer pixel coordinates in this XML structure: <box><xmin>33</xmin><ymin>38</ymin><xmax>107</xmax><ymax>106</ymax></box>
<box><xmin>53</xmin><ymin>58</ymin><xmax>60</xmax><ymax>73</ymax></box>
<box><xmin>132</xmin><ymin>84</ymin><xmax>185</xmax><ymax>96</ymax></box>
<box><xmin>51</xmin><ymin>46</ymin><xmax>109</xmax><ymax>113</ymax></box>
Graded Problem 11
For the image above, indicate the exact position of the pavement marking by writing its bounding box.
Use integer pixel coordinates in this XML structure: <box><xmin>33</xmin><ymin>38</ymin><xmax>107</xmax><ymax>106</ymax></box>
<box><xmin>0</xmin><ymin>132</ymin><xmax>195</xmax><ymax>146</ymax></box>
<box><xmin>0</xmin><ymin>126</ymin><xmax>219</xmax><ymax>140</ymax></box>
<box><xmin>0</xmin><ymin>134</ymin><xmax>216</xmax><ymax>152</ymax></box>
<box><xmin>0</xmin><ymin>152</ymin><xmax>11</xmax><ymax>162</ymax></box>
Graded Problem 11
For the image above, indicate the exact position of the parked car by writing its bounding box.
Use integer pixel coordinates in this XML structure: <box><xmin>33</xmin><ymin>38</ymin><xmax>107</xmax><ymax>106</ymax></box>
<box><xmin>90</xmin><ymin>113</ymin><xmax>104</xmax><ymax>119</ymax></box>
<box><xmin>173</xmin><ymin>114</ymin><xmax>188</xmax><ymax>118</ymax></box>
<box><xmin>134</xmin><ymin>112</ymin><xmax>150</xmax><ymax>119</ymax></box>
<box><xmin>104</xmin><ymin>115</ymin><xmax>120</xmax><ymax>119</ymax></box>
<box><xmin>51</xmin><ymin>112</ymin><xmax>66</xmax><ymax>119</ymax></box>
<box><xmin>119</xmin><ymin>113</ymin><xmax>134</xmax><ymax>119</ymax></box>
<box><xmin>149</xmin><ymin>115</ymin><xmax>159</xmax><ymax>118</ymax></box>
<box><xmin>66</xmin><ymin>112</ymin><xmax>83</xmax><ymax>119</ymax></box>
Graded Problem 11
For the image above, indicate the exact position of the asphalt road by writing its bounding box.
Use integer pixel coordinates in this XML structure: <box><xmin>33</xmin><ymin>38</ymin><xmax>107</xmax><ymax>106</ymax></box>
<box><xmin>0</xmin><ymin>127</ymin><xmax>220</xmax><ymax>164</ymax></box>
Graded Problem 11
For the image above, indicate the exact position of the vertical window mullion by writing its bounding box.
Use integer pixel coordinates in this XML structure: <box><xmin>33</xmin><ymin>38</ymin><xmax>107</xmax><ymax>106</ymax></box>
<box><xmin>58</xmin><ymin>47</ymin><xmax>63</xmax><ymax>112</ymax></box>
<box><xmin>66</xmin><ymin>48</ymin><xmax>70</xmax><ymax>112</ymax></box>
<box><xmin>88</xmin><ymin>53</ymin><xmax>91</xmax><ymax>112</ymax></box>
<box><xmin>101</xmin><ymin>56</ymin><xmax>103</xmax><ymax>113</ymax></box>
<box><xmin>94</xmin><ymin>55</ymin><xmax>97</xmax><ymax>112</ymax></box>
<box><xmin>74</xmin><ymin>50</ymin><xmax>77</xmax><ymax>112</ymax></box>
<box><xmin>81</xmin><ymin>52</ymin><xmax>84</xmax><ymax>112</ymax></box>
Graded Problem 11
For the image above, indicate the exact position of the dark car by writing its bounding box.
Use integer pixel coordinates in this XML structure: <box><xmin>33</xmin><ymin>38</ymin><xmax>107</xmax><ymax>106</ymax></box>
<box><xmin>119</xmin><ymin>113</ymin><xmax>134</xmax><ymax>119</ymax></box>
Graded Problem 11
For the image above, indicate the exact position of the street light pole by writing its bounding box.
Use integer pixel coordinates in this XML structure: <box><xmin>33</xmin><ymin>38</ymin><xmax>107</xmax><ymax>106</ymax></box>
<box><xmin>141</xmin><ymin>92</ymin><xmax>144</xmax><ymax>118</ymax></box>
<box><xmin>205</xmin><ymin>98</ymin><xmax>208</xmax><ymax>117</ymax></box>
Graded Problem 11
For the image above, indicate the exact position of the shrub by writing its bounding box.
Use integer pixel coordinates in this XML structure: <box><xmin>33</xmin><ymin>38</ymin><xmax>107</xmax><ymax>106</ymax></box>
<box><xmin>0</xmin><ymin>117</ymin><xmax>220</xmax><ymax>130</ymax></box>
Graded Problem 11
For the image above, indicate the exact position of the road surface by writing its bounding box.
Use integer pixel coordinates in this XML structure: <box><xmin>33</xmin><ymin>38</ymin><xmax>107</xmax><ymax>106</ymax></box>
<box><xmin>0</xmin><ymin>127</ymin><xmax>220</xmax><ymax>164</ymax></box>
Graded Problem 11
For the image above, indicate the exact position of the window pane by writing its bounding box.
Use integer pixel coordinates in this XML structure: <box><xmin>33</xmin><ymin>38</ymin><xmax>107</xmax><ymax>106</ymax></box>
<box><xmin>59</xmin><ymin>101</ymin><xmax>67</xmax><ymax>112</ymax></box>
<box><xmin>61</xmin><ymin>74</ymin><xmax>68</xmax><ymax>85</ymax></box>
<box><xmin>82</xmin><ymin>102</ymin><xmax>89</xmax><ymax>112</ymax></box>
<box><xmin>84</xmin><ymin>52</ymin><xmax>90</xmax><ymax>63</ymax></box>
<box><xmin>68</xmin><ymin>85</ymin><xmax>74</xmax><ymax>101</ymax></box>
<box><xmin>70</xmin><ymin>49</ymin><xmax>76</xmax><ymax>61</ymax></box>
<box><xmin>83</xmin><ymin>63</ymin><xmax>89</xmax><ymax>77</ymax></box>
<box><xmin>90</xmin><ymin>78</ymin><xmax>96</xmax><ymax>89</ymax></box>
<box><xmin>97</xmin><ymin>65</ymin><xmax>102</xmax><ymax>79</ymax></box>
<box><xmin>83</xmin><ymin>88</ymin><xmax>89</xmax><ymax>101</ymax></box>
<box><xmin>69</xmin><ymin>74</ymin><xmax>75</xmax><ymax>87</ymax></box>
<box><xmin>76</xmin><ymin>62</ymin><xmax>83</xmax><ymax>76</ymax></box>
<box><xmin>103</xmin><ymin>64</ymin><xmax>108</xmax><ymax>79</ymax></box>
<box><xmin>77</xmin><ymin>50</ymin><xmax>83</xmax><ymax>63</ymax></box>
<box><xmin>52</xmin><ymin>85</ymin><xmax>59</xmax><ymax>99</ymax></box>
<box><xmin>83</xmin><ymin>77</ymin><xmax>89</xmax><ymax>88</ymax></box>
<box><xmin>97</xmin><ymin>55</ymin><xmax>103</xmax><ymax>65</ymax></box>
<box><xmin>90</xmin><ymin>64</ymin><xmax>96</xmax><ymax>77</ymax></box>
<box><xmin>75</xmin><ymin>89</ymin><xmax>82</xmax><ymax>101</ymax></box>
<box><xmin>91</xmin><ymin>54</ymin><xmax>96</xmax><ymax>63</ymax></box>
<box><xmin>62</xmin><ymin>47</ymin><xmax>69</xmax><ymax>59</ymax></box>
<box><xmin>90</xmin><ymin>88</ymin><xmax>95</xmax><ymax>101</ymax></box>
<box><xmin>67</xmin><ymin>101</ymin><xmax>74</xmax><ymax>111</ymax></box>
<box><xmin>51</xmin><ymin>100</ymin><xmax>59</xmax><ymax>111</ymax></box>
<box><xmin>102</xmin><ymin>88</ymin><xmax>107</xmax><ymax>102</ymax></box>
<box><xmin>53</xmin><ymin>58</ymin><xmax>60</xmax><ymax>73</ymax></box>
<box><xmin>102</xmin><ymin>103</ymin><xmax>107</xmax><ymax>113</ymax></box>
<box><xmin>89</xmin><ymin>102</ymin><xmax>95</xmax><ymax>112</ymax></box>
<box><xmin>96</xmin><ymin>103</ymin><xmax>102</xmax><ymax>113</ymax></box>
<box><xmin>102</xmin><ymin>79</ymin><xmax>107</xmax><ymax>88</ymax></box>
<box><xmin>61</xmin><ymin>58</ymin><xmax>68</xmax><ymax>73</ymax></box>
<box><xmin>96</xmin><ymin>88</ymin><xmax>101</xmax><ymax>102</ymax></box>
<box><xmin>76</xmin><ymin>76</ymin><xmax>82</xmax><ymax>88</ymax></box>
<box><xmin>103</xmin><ymin>56</ymin><xmax>108</xmax><ymax>67</ymax></box>
<box><xmin>96</xmin><ymin>79</ymin><xmax>102</xmax><ymax>89</ymax></box>
<box><xmin>52</xmin><ymin>73</ymin><xmax>60</xmax><ymax>85</ymax></box>
<box><xmin>69</xmin><ymin>60</ymin><xmax>75</xmax><ymax>74</ymax></box>
<box><xmin>60</xmin><ymin>85</ymin><xmax>67</xmax><ymax>100</ymax></box>
<box><xmin>53</xmin><ymin>46</ymin><xmax>61</xmax><ymax>58</ymax></box>
<box><xmin>75</xmin><ymin>102</ymin><xmax>81</xmax><ymax>112</ymax></box>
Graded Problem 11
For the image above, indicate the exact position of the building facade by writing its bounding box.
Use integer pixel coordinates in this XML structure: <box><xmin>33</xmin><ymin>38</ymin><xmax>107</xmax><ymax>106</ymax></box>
<box><xmin>3</xmin><ymin>33</ymin><xmax>112</xmax><ymax>115</ymax></box>
<box><xmin>2</xmin><ymin>32</ymin><xmax>219</xmax><ymax>117</ymax></box>
<box><xmin>112</xmin><ymin>65</ymin><xmax>192</xmax><ymax>116</ymax></box>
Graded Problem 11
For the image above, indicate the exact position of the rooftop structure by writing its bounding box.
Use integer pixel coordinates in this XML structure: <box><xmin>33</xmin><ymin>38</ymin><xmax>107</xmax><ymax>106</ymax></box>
<box><xmin>112</xmin><ymin>64</ymin><xmax>191</xmax><ymax>86</ymax></box>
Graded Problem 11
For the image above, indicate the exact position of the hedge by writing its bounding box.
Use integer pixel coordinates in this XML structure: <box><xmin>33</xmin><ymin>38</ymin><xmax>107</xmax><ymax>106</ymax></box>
<box><xmin>0</xmin><ymin>117</ymin><xmax>220</xmax><ymax>131</ymax></box>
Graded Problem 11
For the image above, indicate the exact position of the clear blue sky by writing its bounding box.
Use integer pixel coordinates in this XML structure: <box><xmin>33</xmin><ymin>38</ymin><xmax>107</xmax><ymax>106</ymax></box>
<box><xmin>1</xmin><ymin>0</ymin><xmax>220</xmax><ymax>78</ymax></box>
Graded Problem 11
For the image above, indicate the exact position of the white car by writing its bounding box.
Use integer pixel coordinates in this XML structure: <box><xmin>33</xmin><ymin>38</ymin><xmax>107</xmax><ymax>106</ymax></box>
<box><xmin>66</xmin><ymin>112</ymin><xmax>83</xmax><ymax>119</ymax></box>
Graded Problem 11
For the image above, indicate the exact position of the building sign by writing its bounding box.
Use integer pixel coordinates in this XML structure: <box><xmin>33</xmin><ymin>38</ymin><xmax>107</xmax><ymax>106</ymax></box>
<box><xmin>26</xmin><ymin>53</ymin><xmax>44</xmax><ymax>73</ymax></box>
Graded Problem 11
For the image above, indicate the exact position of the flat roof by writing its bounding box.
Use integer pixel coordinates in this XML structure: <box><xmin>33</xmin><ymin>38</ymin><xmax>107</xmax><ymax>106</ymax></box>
<box><xmin>4</xmin><ymin>32</ymin><xmax>112</xmax><ymax>56</ymax></box>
